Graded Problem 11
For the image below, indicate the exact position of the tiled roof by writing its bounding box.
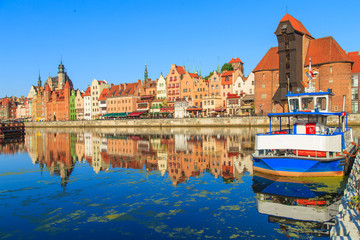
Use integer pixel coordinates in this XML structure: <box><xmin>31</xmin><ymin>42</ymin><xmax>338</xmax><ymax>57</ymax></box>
<box><xmin>349</xmin><ymin>51</ymin><xmax>360</xmax><ymax>73</ymax></box>
<box><xmin>84</xmin><ymin>87</ymin><xmax>91</xmax><ymax>96</ymax></box>
<box><xmin>121</xmin><ymin>83</ymin><xmax>138</xmax><ymax>96</ymax></box>
<box><xmin>45</xmin><ymin>84</ymin><xmax>51</xmax><ymax>91</ymax></box>
<box><xmin>189</xmin><ymin>73</ymin><xmax>199</xmax><ymax>78</ymax></box>
<box><xmin>280</xmin><ymin>13</ymin><xmax>312</xmax><ymax>38</ymax></box>
<box><xmin>108</xmin><ymin>85</ymin><xmax>120</xmax><ymax>98</ymax></box>
<box><xmin>176</xmin><ymin>66</ymin><xmax>186</xmax><ymax>74</ymax></box>
<box><xmin>253</xmin><ymin>47</ymin><xmax>279</xmax><ymax>72</ymax></box>
<box><xmin>98</xmin><ymin>88</ymin><xmax>109</xmax><ymax>101</ymax></box>
<box><xmin>304</xmin><ymin>37</ymin><xmax>353</xmax><ymax>66</ymax></box>
<box><xmin>229</xmin><ymin>58</ymin><xmax>243</xmax><ymax>64</ymax></box>
<box><xmin>221</xmin><ymin>70</ymin><xmax>234</xmax><ymax>76</ymax></box>
<box><xmin>221</xmin><ymin>71</ymin><xmax>234</xmax><ymax>85</ymax></box>
<box><xmin>64</xmin><ymin>81</ymin><xmax>70</xmax><ymax>89</ymax></box>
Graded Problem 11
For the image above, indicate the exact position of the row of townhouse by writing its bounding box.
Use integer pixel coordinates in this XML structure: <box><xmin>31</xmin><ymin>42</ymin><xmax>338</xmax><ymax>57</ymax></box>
<box><xmin>43</xmin><ymin>59</ymin><xmax>256</xmax><ymax>121</ymax></box>
<box><xmin>4</xmin><ymin>14</ymin><xmax>360</xmax><ymax>121</ymax></box>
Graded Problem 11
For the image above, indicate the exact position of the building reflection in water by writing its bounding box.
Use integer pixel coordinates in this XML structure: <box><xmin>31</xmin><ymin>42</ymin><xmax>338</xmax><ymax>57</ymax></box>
<box><xmin>22</xmin><ymin>129</ymin><xmax>256</xmax><ymax>187</ymax></box>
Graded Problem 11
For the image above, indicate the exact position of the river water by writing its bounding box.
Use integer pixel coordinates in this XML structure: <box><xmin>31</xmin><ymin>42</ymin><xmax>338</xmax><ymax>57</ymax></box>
<box><xmin>1</xmin><ymin>127</ymin><xmax>359</xmax><ymax>239</ymax></box>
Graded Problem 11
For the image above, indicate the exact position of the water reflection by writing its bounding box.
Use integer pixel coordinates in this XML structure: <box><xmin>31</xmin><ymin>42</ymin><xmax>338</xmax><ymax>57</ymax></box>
<box><xmin>0</xmin><ymin>127</ymin><xmax>358</xmax><ymax>239</ymax></box>
<box><xmin>252</xmin><ymin>173</ymin><xmax>346</xmax><ymax>238</ymax></box>
<box><xmin>23</xmin><ymin>128</ymin><xmax>256</xmax><ymax>188</ymax></box>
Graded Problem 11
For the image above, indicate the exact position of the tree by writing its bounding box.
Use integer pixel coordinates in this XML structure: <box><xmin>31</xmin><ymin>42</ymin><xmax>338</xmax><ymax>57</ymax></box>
<box><xmin>204</xmin><ymin>71</ymin><xmax>215</xmax><ymax>81</ymax></box>
<box><xmin>221</xmin><ymin>63</ymin><xmax>233</xmax><ymax>72</ymax></box>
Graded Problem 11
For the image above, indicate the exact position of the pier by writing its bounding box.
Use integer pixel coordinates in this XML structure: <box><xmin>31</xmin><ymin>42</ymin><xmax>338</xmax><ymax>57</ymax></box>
<box><xmin>331</xmin><ymin>152</ymin><xmax>360</xmax><ymax>239</ymax></box>
<box><xmin>0</xmin><ymin>121</ymin><xmax>25</xmax><ymax>143</ymax></box>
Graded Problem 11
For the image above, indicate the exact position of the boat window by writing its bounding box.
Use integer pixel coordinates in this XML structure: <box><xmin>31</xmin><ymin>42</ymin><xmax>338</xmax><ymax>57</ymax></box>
<box><xmin>289</xmin><ymin>98</ymin><xmax>299</xmax><ymax>112</ymax></box>
<box><xmin>301</xmin><ymin>97</ymin><xmax>314</xmax><ymax>110</ymax></box>
<box><xmin>316</xmin><ymin>97</ymin><xmax>327</xmax><ymax>111</ymax></box>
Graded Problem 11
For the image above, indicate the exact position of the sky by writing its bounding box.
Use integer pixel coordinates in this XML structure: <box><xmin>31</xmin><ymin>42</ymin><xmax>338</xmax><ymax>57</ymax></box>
<box><xmin>0</xmin><ymin>0</ymin><xmax>359</xmax><ymax>98</ymax></box>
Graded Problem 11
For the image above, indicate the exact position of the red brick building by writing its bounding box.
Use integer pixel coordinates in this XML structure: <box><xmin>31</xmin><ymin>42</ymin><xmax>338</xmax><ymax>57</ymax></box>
<box><xmin>254</xmin><ymin>14</ymin><xmax>353</xmax><ymax>114</ymax></box>
<box><xmin>0</xmin><ymin>97</ymin><xmax>18</xmax><ymax>120</ymax></box>
<box><xmin>44</xmin><ymin>81</ymin><xmax>72</xmax><ymax>121</ymax></box>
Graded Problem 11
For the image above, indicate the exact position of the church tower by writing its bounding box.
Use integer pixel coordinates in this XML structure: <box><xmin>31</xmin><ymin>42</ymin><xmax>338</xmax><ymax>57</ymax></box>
<box><xmin>273</xmin><ymin>14</ymin><xmax>313</xmax><ymax>106</ymax></box>
<box><xmin>144</xmin><ymin>62</ymin><xmax>148</xmax><ymax>84</ymax></box>
<box><xmin>37</xmin><ymin>73</ymin><xmax>42</xmax><ymax>87</ymax></box>
<box><xmin>58</xmin><ymin>59</ymin><xmax>65</xmax><ymax>89</ymax></box>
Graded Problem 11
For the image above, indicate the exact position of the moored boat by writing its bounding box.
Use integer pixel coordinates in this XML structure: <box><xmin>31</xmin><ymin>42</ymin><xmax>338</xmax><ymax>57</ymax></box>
<box><xmin>252</xmin><ymin>62</ymin><xmax>359</xmax><ymax>177</ymax></box>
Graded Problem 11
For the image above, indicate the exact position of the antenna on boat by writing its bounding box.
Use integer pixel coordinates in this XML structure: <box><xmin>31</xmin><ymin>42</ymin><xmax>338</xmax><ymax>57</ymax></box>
<box><xmin>305</xmin><ymin>57</ymin><xmax>318</xmax><ymax>93</ymax></box>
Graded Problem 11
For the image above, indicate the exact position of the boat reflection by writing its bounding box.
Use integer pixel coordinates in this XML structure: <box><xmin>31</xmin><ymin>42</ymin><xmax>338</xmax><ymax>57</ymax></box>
<box><xmin>252</xmin><ymin>172</ymin><xmax>347</xmax><ymax>238</ymax></box>
<box><xmin>20</xmin><ymin>128</ymin><xmax>256</xmax><ymax>187</ymax></box>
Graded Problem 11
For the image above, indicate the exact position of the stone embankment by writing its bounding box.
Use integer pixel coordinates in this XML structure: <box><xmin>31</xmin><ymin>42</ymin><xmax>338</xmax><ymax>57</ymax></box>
<box><xmin>331</xmin><ymin>153</ymin><xmax>360</xmax><ymax>239</ymax></box>
<box><xmin>24</xmin><ymin>114</ymin><xmax>360</xmax><ymax>128</ymax></box>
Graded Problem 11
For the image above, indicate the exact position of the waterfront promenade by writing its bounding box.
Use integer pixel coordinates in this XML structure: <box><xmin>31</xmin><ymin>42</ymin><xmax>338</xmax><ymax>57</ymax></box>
<box><xmin>24</xmin><ymin>114</ymin><xmax>360</xmax><ymax>128</ymax></box>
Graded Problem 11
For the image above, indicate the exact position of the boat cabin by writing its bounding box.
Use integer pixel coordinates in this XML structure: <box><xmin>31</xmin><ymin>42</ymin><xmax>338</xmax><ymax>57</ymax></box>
<box><xmin>287</xmin><ymin>90</ymin><xmax>332</xmax><ymax>113</ymax></box>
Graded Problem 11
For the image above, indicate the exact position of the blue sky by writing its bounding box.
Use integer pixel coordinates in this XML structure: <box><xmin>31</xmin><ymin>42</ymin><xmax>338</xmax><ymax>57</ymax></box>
<box><xmin>0</xmin><ymin>0</ymin><xmax>359</xmax><ymax>98</ymax></box>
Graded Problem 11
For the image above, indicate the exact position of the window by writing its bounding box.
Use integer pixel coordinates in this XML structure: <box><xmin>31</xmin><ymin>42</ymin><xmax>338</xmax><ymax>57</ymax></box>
<box><xmin>214</xmin><ymin>77</ymin><xmax>216</xmax><ymax>82</ymax></box>
<box><xmin>352</xmin><ymin>102</ymin><xmax>359</xmax><ymax>113</ymax></box>
<box><xmin>175</xmin><ymin>76</ymin><xmax>177</xmax><ymax>80</ymax></box>
<box><xmin>261</xmin><ymin>94</ymin><xmax>267</xmax><ymax>99</ymax></box>
<box><xmin>262</xmin><ymin>84</ymin><xmax>265</xmax><ymax>88</ymax></box>
<box><xmin>329</xmin><ymin>79</ymin><xmax>333</xmax><ymax>84</ymax></box>
<box><xmin>262</xmin><ymin>74</ymin><xmax>265</xmax><ymax>79</ymax></box>
<box><xmin>352</xmin><ymin>88</ymin><xmax>359</xmax><ymax>100</ymax></box>
<box><xmin>170</xmin><ymin>77</ymin><xmax>172</xmax><ymax>81</ymax></box>
<box><xmin>352</xmin><ymin>75</ymin><xmax>359</xmax><ymax>87</ymax></box>
<box><xmin>330</xmin><ymin>66</ymin><xmax>333</xmax><ymax>73</ymax></box>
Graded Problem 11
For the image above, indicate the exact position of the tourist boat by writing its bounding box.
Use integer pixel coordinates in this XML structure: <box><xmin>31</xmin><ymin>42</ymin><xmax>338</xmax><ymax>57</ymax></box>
<box><xmin>252</xmin><ymin>62</ymin><xmax>359</xmax><ymax>177</ymax></box>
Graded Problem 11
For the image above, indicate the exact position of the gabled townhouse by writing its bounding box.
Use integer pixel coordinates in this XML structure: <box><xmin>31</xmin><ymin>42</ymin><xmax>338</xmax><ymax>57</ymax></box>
<box><xmin>167</xmin><ymin>64</ymin><xmax>186</xmax><ymax>102</ymax></box>
<box><xmin>98</xmin><ymin>88</ymin><xmax>109</xmax><ymax>117</ymax></box>
<box><xmin>75</xmin><ymin>90</ymin><xmax>84</xmax><ymax>120</ymax></box>
<box><xmin>70</xmin><ymin>90</ymin><xmax>76</xmax><ymax>120</ymax></box>
<box><xmin>90</xmin><ymin>79</ymin><xmax>109</xmax><ymax>119</ymax></box>
<box><xmin>220</xmin><ymin>70</ymin><xmax>234</xmax><ymax>107</ymax></box>
<box><xmin>208</xmin><ymin>71</ymin><xmax>221</xmax><ymax>97</ymax></box>
<box><xmin>179</xmin><ymin>71</ymin><xmax>196</xmax><ymax>101</ymax></box>
<box><xmin>156</xmin><ymin>73</ymin><xmax>167</xmax><ymax>100</ymax></box>
<box><xmin>84</xmin><ymin>87</ymin><xmax>92</xmax><ymax>120</ymax></box>
<box><xmin>233</xmin><ymin>72</ymin><xmax>255</xmax><ymax>96</ymax></box>
<box><xmin>193</xmin><ymin>75</ymin><xmax>208</xmax><ymax>109</ymax></box>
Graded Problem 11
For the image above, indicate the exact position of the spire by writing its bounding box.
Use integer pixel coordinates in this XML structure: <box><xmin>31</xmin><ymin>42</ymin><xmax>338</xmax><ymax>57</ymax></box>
<box><xmin>58</xmin><ymin>58</ymin><xmax>65</xmax><ymax>74</ymax></box>
<box><xmin>38</xmin><ymin>71</ymin><xmax>42</xmax><ymax>87</ymax></box>
<box><xmin>144</xmin><ymin>61</ymin><xmax>148</xmax><ymax>83</ymax></box>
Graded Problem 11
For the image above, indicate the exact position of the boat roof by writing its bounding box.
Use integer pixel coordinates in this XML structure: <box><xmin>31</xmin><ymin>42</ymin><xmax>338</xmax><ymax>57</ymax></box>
<box><xmin>285</xmin><ymin>90</ymin><xmax>333</xmax><ymax>97</ymax></box>
<box><xmin>268</xmin><ymin>111</ymin><xmax>343</xmax><ymax>117</ymax></box>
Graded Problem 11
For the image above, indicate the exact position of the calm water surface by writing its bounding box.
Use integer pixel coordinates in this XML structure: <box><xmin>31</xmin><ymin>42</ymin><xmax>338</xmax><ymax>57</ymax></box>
<box><xmin>1</xmin><ymin>127</ymin><xmax>358</xmax><ymax>240</ymax></box>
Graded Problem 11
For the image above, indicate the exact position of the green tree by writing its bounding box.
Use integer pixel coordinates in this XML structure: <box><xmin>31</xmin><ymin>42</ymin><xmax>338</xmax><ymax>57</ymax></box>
<box><xmin>221</xmin><ymin>63</ymin><xmax>233</xmax><ymax>72</ymax></box>
<box><xmin>204</xmin><ymin>71</ymin><xmax>215</xmax><ymax>81</ymax></box>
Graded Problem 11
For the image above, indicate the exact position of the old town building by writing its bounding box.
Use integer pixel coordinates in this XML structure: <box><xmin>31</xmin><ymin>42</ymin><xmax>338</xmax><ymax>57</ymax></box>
<box><xmin>84</xmin><ymin>87</ymin><xmax>92</xmax><ymax>120</ymax></box>
<box><xmin>254</xmin><ymin>14</ymin><xmax>353</xmax><ymax>114</ymax></box>
<box><xmin>98</xmin><ymin>88</ymin><xmax>109</xmax><ymax>117</ymax></box>
<box><xmin>0</xmin><ymin>97</ymin><xmax>18</xmax><ymax>120</ymax></box>
<box><xmin>156</xmin><ymin>73</ymin><xmax>167</xmax><ymax>99</ymax></box>
<box><xmin>193</xmin><ymin>75</ymin><xmax>208</xmax><ymax>108</ymax></box>
<box><xmin>208</xmin><ymin>71</ymin><xmax>221</xmax><ymax>97</ymax></box>
<box><xmin>167</xmin><ymin>64</ymin><xmax>185</xmax><ymax>101</ymax></box>
<box><xmin>75</xmin><ymin>90</ymin><xmax>84</xmax><ymax>120</ymax></box>
<box><xmin>44</xmin><ymin>80</ymin><xmax>72</xmax><ymax>121</ymax></box>
<box><xmin>349</xmin><ymin>51</ymin><xmax>360</xmax><ymax>113</ymax></box>
<box><xmin>90</xmin><ymin>79</ymin><xmax>109</xmax><ymax>119</ymax></box>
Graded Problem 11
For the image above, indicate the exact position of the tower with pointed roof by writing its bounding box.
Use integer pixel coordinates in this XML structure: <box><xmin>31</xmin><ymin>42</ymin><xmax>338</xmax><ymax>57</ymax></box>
<box><xmin>38</xmin><ymin>73</ymin><xmax>42</xmax><ymax>87</ymax></box>
<box><xmin>273</xmin><ymin>13</ymin><xmax>314</xmax><ymax>105</ymax></box>
<box><xmin>144</xmin><ymin>62</ymin><xmax>148</xmax><ymax>84</ymax></box>
<box><xmin>58</xmin><ymin>59</ymin><xmax>65</xmax><ymax>90</ymax></box>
